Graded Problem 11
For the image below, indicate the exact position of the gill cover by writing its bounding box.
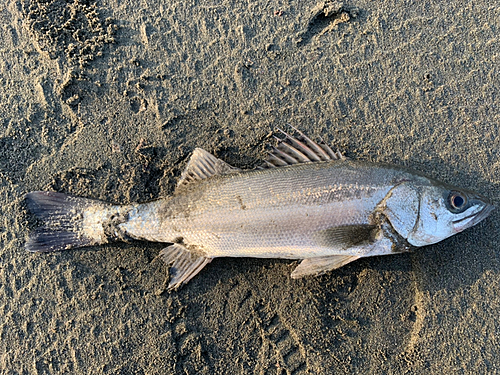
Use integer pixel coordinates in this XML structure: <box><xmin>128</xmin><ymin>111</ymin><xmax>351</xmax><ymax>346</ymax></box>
<box><xmin>383</xmin><ymin>182</ymin><xmax>420</xmax><ymax>243</ymax></box>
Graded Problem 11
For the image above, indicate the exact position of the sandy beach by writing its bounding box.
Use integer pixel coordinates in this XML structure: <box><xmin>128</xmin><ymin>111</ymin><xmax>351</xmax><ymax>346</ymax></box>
<box><xmin>1</xmin><ymin>0</ymin><xmax>499</xmax><ymax>373</ymax></box>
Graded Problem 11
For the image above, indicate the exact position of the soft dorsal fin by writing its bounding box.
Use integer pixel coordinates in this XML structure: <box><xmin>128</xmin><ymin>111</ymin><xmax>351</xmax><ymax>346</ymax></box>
<box><xmin>177</xmin><ymin>148</ymin><xmax>241</xmax><ymax>189</ymax></box>
<box><xmin>262</xmin><ymin>126</ymin><xmax>346</xmax><ymax>168</ymax></box>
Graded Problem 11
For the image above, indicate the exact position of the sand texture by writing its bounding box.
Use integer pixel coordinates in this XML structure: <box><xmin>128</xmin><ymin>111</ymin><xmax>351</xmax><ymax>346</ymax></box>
<box><xmin>1</xmin><ymin>0</ymin><xmax>499</xmax><ymax>373</ymax></box>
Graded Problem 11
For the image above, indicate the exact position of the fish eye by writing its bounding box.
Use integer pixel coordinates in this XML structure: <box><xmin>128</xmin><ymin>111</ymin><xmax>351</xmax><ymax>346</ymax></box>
<box><xmin>448</xmin><ymin>191</ymin><xmax>468</xmax><ymax>212</ymax></box>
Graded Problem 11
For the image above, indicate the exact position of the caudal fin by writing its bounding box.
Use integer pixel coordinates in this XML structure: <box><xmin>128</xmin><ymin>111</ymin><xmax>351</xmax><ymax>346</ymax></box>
<box><xmin>25</xmin><ymin>191</ymin><xmax>113</xmax><ymax>252</ymax></box>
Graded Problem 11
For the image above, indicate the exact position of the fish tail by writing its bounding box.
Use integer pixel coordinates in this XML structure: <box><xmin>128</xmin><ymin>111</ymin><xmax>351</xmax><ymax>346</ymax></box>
<box><xmin>25</xmin><ymin>191</ymin><xmax>128</xmax><ymax>253</ymax></box>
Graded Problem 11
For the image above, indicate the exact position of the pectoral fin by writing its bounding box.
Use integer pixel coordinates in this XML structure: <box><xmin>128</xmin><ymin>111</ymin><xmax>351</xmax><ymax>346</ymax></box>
<box><xmin>291</xmin><ymin>255</ymin><xmax>360</xmax><ymax>279</ymax></box>
<box><xmin>159</xmin><ymin>243</ymin><xmax>212</xmax><ymax>289</ymax></box>
<box><xmin>292</xmin><ymin>227</ymin><xmax>409</xmax><ymax>279</ymax></box>
<box><xmin>313</xmin><ymin>224</ymin><xmax>377</xmax><ymax>249</ymax></box>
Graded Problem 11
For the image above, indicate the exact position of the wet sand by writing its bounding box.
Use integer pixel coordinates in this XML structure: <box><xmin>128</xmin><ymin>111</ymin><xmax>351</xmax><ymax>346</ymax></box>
<box><xmin>1</xmin><ymin>0</ymin><xmax>499</xmax><ymax>373</ymax></box>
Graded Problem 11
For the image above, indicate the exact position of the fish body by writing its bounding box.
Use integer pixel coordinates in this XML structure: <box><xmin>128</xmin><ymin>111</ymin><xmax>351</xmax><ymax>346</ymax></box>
<box><xmin>26</xmin><ymin>130</ymin><xmax>494</xmax><ymax>288</ymax></box>
<box><xmin>122</xmin><ymin>160</ymin><xmax>423</xmax><ymax>258</ymax></box>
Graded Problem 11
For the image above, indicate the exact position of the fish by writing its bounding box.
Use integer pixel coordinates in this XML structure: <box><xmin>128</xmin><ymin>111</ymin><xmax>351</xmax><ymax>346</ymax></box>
<box><xmin>25</xmin><ymin>128</ymin><xmax>494</xmax><ymax>289</ymax></box>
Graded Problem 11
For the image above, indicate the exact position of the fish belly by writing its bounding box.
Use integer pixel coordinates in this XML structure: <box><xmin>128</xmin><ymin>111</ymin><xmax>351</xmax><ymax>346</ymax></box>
<box><xmin>183</xmin><ymin>201</ymin><xmax>374</xmax><ymax>258</ymax></box>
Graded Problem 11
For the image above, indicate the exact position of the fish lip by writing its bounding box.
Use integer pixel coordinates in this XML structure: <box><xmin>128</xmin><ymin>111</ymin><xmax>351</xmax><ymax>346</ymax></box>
<box><xmin>452</xmin><ymin>204</ymin><xmax>495</xmax><ymax>227</ymax></box>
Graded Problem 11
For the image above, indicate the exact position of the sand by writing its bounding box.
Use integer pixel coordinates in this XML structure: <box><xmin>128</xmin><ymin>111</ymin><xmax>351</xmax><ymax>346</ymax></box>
<box><xmin>1</xmin><ymin>0</ymin><xmax>499</xmax><ymax>373</ymax></box>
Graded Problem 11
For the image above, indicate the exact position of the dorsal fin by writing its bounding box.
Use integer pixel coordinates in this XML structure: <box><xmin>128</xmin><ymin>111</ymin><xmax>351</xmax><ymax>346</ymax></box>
<box><xmin>261</xmin><ymin>126</ymin><xmax>346</xmax><ymax>168</ymax></box>
<box><xmin>177</xmin><ymin>148</ymin><xmax>241</xmax><ymax>189</ymax></box>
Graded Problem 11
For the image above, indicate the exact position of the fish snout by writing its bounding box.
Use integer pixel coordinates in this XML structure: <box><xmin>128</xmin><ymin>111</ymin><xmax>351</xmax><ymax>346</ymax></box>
<box><xmin>452</xmin><ymin>197</ymin><xmax>495</xmax><ymax>232</ymax></box>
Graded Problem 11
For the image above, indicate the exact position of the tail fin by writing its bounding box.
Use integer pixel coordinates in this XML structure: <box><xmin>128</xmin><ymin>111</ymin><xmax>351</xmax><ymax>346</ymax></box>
<box><xmin>25</xmin><ymin>191</ymin><xmax>116</xmax><ymax>253</ymax></box>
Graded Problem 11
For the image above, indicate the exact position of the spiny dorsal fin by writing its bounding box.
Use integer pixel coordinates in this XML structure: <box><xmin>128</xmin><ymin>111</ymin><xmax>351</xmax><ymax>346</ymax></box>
<box><xmin>177</xmin><ymin>148</ymin><xmax>241</xmax><ymax>190</ymax></box>
<box><xmin>261</xmin><ymin>126</ymin><xmax>346</xmax><ymax>168</ymax></box>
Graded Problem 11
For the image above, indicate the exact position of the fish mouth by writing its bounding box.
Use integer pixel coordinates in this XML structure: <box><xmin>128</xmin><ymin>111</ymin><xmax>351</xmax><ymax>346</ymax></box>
<box><xmin>453</xmin><ymin>203</ymin><xmax>495</xmax><ymax>230</ymax></box>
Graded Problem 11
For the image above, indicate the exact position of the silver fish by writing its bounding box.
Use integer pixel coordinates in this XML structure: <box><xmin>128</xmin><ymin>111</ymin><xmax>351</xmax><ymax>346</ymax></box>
<box><xmin>25</xmin><ymin>129</ymin><xmax>494</xmax><ymax>289</ymax></box>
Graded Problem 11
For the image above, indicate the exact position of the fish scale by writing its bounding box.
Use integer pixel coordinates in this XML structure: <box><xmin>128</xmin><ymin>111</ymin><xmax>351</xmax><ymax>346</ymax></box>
<box><xmin>123</xmin><ymin>161</ymin><xmax>396</xmax><ymax>258</ymax></box>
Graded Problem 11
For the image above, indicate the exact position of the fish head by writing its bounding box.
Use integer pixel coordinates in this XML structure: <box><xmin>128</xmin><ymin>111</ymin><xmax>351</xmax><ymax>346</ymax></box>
<box><xmin>407</xmin><ymin>183</ymin><xmax>494</xmax><ymax>247</ymax></box>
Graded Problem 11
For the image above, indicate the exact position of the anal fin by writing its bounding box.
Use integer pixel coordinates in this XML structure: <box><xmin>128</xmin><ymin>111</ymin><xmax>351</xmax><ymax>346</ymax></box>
<box><xmin>159</xmin><ymin>243</ymin><xmax>212</xmax><ymax>289</ymax></box>
<box><xmin>291</xmin><ymin>255</ymin><xmax>360</xmax><ymax>279</ymax></box>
